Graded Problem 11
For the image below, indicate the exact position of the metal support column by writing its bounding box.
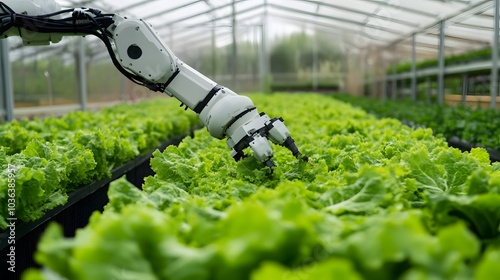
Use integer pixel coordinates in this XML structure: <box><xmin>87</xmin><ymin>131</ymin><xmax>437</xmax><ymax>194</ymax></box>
<box><xmin>392</xmin><ymin>63</ymin><xmax>397</xmax><ymax>100</ymax></box>
<box><xmin>427</xmin><ymin>76</ymin><xmax>432</xmax><ymax>104</ymax></box>
<box><xmin>381</xmin><ymin>50</ymin><xmax>387</xmax><ymax>101</ymax></box>
<box><xmin>210</xmin><ymin>8</ymin><xmax>217</xmax><ymax>79</ymax></box>
<box><xmin>492</xmin><ymin>0</ymin><xmax>499</xmax><ymax>109</ymax></box>
<box><xmin>462</xmin><ymin>73</ymin><xmax>468</xmax><ymax>106</ymax></box>
<box><xmin>470</xmin><ymin>78</ymin><xmax>475</xmax><ymax>96</ymax></box>
<box><xmin>411</xmin><ymin>33</ymin><xmax>417</xmax><ymax>102</ymax></box>
<box><xmin>382</xmin><ymin>75</ymin><xmax>388</xmax><ymax>101</ymax></box>
<box><xmin>390</xmin><ymin>44</ymin><xmax>398</xmax><ymax>100</ymax></box>
<box><xmin>259</xmin><ymin>24</ymin><xmax>267</xmax><ymax>93</ymax></box>
<box><xmin>312</xmin><ymin>4</ymin><xmax>320</xmax><ymax>91</ymax></box>
<box><xmin>437</xmin><ymin>20</ymin><xmax>445</xmax><ymax>105</ymax></box>
<box><xmin>211</xmin><ymin>23</ymin><xmax>217</xmax><ymax>78</ymax></box>
<box><xmin>260</xmin><ymin>0</ymin><xmax>270</xmax><ymax>93</ymax></box>
<box><xmin>312</xmin><ymin>28</ymin><xmax>319</xmax><ymax>91</ymax></box>
<box><xmin>382</xmin><ymin>73</ymin><xmax>389</xmax><ymax>101</ymax></box>
<box><xmin>231</xmin><ymin>0</ymin><xmax>237</xmax><ymax>89</ymax></box>
<box><xmin>78</xmin><ymin>37</ymin><xmax>88</xmax><ymax>111</ymax></box>
<box><xmin>44</xmin><ymin>68</ymin><xmax>53</xmax><ymax>105</ymax></box>
<box><xmin>0</xmin><ymin>40</ymin><xmax>14</xmax><ymax>122</ymax></box>
<box><xmin>371</xmin><ymin>77</ymin><xmax>376</xmax><ymax>98</ymax></box>
<box><xmin>363</xmin><ymin>51</ymin><xmax>369</xmax><ymax>96</ymax></box>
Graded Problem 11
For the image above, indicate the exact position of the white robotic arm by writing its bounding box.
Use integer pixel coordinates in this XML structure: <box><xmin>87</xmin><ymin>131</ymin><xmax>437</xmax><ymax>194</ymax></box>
<box><xmin>0</xmin><ymin>0</ymin><xmax>308</xmax><ymax>171</ymax></box>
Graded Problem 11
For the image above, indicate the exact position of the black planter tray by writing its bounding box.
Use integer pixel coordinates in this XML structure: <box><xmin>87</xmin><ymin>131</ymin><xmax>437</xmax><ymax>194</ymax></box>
<box><xmin>0</xmin><ymin>129</ymin><xmax>197</xmax><ymax>279</ymax></box>
<box><xmin>447</xmin><ymin>136</ymin><xmax>500</xmax><ymax>163</ymax></box>
<box><xmin>399</xmin><ymin>120</ymin><xmax>500</xmax><ymax>163</ymax></box>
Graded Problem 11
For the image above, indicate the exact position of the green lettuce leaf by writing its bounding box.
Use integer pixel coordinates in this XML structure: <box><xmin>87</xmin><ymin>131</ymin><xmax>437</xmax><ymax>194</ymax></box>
<box><xmin>251</xmin><ymin>259</ymin><xmax>363</xmax><ymax>280</ymax></box>
<box><xmin>426</xmin><ymin>193</ymin><xmax>500</xmax><ymax>240</ymax></box>
<box><xmin>403</xmin><ymin>146</ymin><xmax>481</xmax><ymax>196</ymax></box>
<box><xmin>319</xmin><ymin>166</ymin><xmax>396</xmax><ymax>215</ymax></box>
<box><xmin>475</xmin><ymin>247</ymin><xmax>500</xmax><ymax>280</ymax></box>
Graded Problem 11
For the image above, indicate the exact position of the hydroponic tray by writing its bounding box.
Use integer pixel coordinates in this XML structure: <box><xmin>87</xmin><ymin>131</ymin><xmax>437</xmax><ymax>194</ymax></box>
<box><xmin>447</xmin><ymin>136</ymin><xmax>500</xmax><ymax>163</ymax></box>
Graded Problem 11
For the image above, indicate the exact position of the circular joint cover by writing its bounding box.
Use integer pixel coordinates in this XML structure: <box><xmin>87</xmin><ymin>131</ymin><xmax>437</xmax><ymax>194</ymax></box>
<box><xmin>127</xmin><ymin>44</ymin><xmax>142</xmax><ymax>60</ymax></box>
<box><xmin>113</xmin><ymin>19</ymin><xmax>173</xmax><ymax>83</ymax></box>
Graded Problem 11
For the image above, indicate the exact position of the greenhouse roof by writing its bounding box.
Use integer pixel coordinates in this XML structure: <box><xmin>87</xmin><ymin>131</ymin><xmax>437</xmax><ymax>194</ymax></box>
<box><xmin>6</xmin><ymin>0</ymin><xmax>498</xmax><ymax>60</ymax></box>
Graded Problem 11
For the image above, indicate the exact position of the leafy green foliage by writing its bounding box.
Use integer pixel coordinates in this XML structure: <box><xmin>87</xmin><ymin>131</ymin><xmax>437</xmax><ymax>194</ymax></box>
<box><xmin>24</xmin><ymin>93</ymin><xmax>500</xmax><ymax>280</ymax></box>
<box><xmin>333</xmin><ymin>94</ymin><xmax>500</xmax><ymax>151</ymax></box>
<box><xmin>426</xmin><ymin>193</ymin><xmax>500</xmax><ymax>240</ymax></box>
<box><xmin>0</xmin><ymin>98</ymin><xmax>200</xmax><ymax>228</ymax></box>
<box><xmin>251</xmin><ymin>259</ymin><xmax>363</xmax><ymax>280</ymax></box>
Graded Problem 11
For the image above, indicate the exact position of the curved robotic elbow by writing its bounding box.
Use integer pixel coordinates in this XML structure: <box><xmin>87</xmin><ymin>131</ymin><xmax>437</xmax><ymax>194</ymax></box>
<box><xmin>0</xmin><ymin>0</ymin><xmax>308</xmax><ymax>171</ymax></box>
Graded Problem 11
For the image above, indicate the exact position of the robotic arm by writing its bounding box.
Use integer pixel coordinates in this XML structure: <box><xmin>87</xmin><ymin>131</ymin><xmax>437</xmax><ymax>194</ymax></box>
<box><xmin>0</xmin><ymin>0</ymin><xmax>309</xmax><ymax>171</ymax></box>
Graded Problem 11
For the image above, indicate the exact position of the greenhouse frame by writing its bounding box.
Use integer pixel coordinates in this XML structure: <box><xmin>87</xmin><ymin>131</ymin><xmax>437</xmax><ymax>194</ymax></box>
<box><xmin>1</xmin><ymin>0</ymin><xmax>500</xmax><ymax>122</ymax></box>
<box><xmin>2</xmin><ymin>1</ymin><xmax>500</xmax><ymax>279</ymax></box>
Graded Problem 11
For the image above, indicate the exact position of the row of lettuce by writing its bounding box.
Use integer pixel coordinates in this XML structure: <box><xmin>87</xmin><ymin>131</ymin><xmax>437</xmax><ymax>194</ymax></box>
<box><xmin>333</xmin><ymin>94</ymin><xmax>500</xmax><ymax>153</ymax></box>
<box><xmin>0</xmin><ymin>97</ymin><xmax>200</xmax><ymax>230</ymax></box>
<box><xmin>24</xmin><ymin>93</ymin><xmax>500</xmax><ymax>280</ymax></box>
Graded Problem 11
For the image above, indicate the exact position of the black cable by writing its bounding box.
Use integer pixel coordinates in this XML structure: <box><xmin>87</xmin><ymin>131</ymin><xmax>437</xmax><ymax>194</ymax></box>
<box><xmin>0</xmin><ymin>2</ymin><xmax>14</xmax><ymax>14</ymax></box>
<box><xmin>0</xmin><ymin>2</ymin><xmax>163</xmax><ymax>91</ymax></box>
<box><xmin>31</xmin><ymin>8</ymin><xmax>76</xmax><ymax>18</ymax></box>
<box><xmin>75</xmin><ymin>11</ymin><xmax>153</xmax><ymax>88</ymax></box>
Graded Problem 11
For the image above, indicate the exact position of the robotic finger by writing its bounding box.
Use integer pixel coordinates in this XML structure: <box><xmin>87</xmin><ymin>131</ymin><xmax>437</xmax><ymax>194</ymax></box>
<box><xmin>225</xmin><ymin>109</ymin><xmax>309</xmax><ymax>172</ymax></box>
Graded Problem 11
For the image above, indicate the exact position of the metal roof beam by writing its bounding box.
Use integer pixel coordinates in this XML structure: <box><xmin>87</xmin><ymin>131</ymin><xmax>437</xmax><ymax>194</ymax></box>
<box><xmin>158</xmin><ymin>9</ymin><xmax>266</xmax><ymax>49</ymax></box>
<box><xmin>387</xmin><ymin>0</ymin><xmax>491</xmax><ymax>47</ymax></box>
<box><xmin>424</xmin><ymin>0</ymin><xmax>471</xmax><ymax>5</ymax></box>
<box><xmin>141</xmin><ymin>0</ymin><xmax>207</xmax><ymax>21</ymax></box>
<box><xmin>356</xmin><ymin>0</ymin><xmax>439</xmax><ymax>18</ymax></box>
<box><xmin>10</xmin><ymin>3</ymin><xmax>264</xmax><ymax>62</ymax></box>
<box><xmin>152</xmin><ymin>0</ymin><xmax>248</xmax><ymax>28</ymax></box>
<box><xmin>399</xmin><ymin>39</ymin><xmax>478</xmax><ymax>51</ymax></box>
<box><xmin>113</xmin><ymin>0</ymin><xmax>163</xmax><ymax>13</ymax></box>
<box><xmin>169</xmin><ymin>3</ymin><xmax>265</xmax><ymax>28</ymax></box>
<box><xmin>268</xmin><ymin>13</ymin><xmax>388</xmax><ymax>43</ymax></box>
<box><xmin>453</xmin><ymin>22</ymin><xmax>494</xmax><ymax>31</ymax></box>
<box><xmin>298</xmin><ymin>0</ymin><xmax>420</xmax><ymax>28</ymax></box>
<box><xmin>268</xmin><ymin>3</ymin><xmax>405</xmax><ymax>35</ymax></box>
<box><xmin>421</xmin><ymin>31</ymin><xmax>490</xmax><ymax>45</ymax></box>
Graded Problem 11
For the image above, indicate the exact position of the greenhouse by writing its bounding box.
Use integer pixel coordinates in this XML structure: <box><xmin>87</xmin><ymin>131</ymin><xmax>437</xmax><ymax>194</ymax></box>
<box><xmin>1</xmin><ymin>0</ymin><xmax>500</xmax><ymax>279</ymax></box>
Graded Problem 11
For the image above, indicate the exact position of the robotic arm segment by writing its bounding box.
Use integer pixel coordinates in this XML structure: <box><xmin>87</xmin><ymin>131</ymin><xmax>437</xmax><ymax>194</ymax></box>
<box><xmin>0</xmin><ymin>0</ymin><xmax>114</xmax><ymax>45</ymax></box>
<box><xmin>0</xmin><ymin>0</ymin><xmax>309</xmax><ymax>171</ymax></box>
<box><xmin>110</xmin><ymin>16</ymin><xmax>222</xmax><ymax>113</ymax></box>
<box><xmin>0</xmin><ymin>0</ymin><xmax>63</xmax><ymax>45</ymax></box>
<box><xmin>112</xmin><ymin>18</ymin><xmax>177</xmax><ymax>84</ymax></box>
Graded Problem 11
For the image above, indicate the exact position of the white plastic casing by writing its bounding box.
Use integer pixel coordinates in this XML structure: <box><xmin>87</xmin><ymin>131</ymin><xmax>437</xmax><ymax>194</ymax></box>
<box><xmin>112</xmin><ymin>17</ymin><xmax>216</xmax><ymax>111</ymax></box>
<box><xmin>199</xmin><ymin>90</ymin><xmax>255</xmax><ymax>139</ymax></box>
<box><xmin>110</xmin><ymin>17</ymin><xmax>280</xmax><ymax>164</ymax></box>
<box><xmin>0</xmin><ymin>5</ymin><xmax>287</xmax><ymax>165</ymax></box>
<box><xmin>2</xmin><ymin>0</ymin><xmax>63</xmax><ymax>45</ymax></box>
<box><xmin>166</xmin><ymin>61</ymin><xmax>217</xmax><ymax>110</ymax></box>
<box><xmin>267</xmin><ymin>120</ymin><xmax>291</xmax><ymax>144</ymax></box>
<box><xmin>113</xmin><ymin>19</ymin><xmax>175</xmax><ymax>83</ymax></box>
<box><xmin>248</xmin><ymin>135</ymin><xmax>274</xmax><ymax>162</ymax></box>
<box><xmin>110</xmin><ymin>19</ymin><xmax>257</xmax><ymax>141</ymax></box>
<box><xmin>225</xmin><ymin>110</ymin><xmax>268</xmax><ymax>148</ymax></box>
